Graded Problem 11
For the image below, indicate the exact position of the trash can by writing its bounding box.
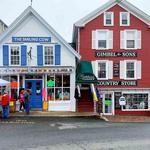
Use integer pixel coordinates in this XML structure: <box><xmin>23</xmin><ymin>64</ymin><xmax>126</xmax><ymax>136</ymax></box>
<box><xmin>9</xmin><ymin>98</ymin><xmax>16</xmax><ymax>113</ymax></box>
<box><xmin>43</xmin><ymin>101</ymin><xmax>48</xmax><ymax>111</ymax></box>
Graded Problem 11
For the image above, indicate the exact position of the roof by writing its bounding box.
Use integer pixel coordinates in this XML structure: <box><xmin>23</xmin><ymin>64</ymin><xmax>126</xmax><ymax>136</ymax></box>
<box><xmin>0</xmin><ymin>20</ymin><xmax>8</xmax><ymax>28</ymax></box>
<box><xmin>0</xmin><ymin>6</ymin><xmax>80</xmax><ymax>59</ymax></box>
<box><xmin>72</xmin><ymin>0</ymin><xmax>150</xmax><ymax>42</ymax></box>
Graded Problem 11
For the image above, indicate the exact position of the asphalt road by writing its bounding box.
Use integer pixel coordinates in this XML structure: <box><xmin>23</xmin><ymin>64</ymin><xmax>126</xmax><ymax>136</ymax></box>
<box><xmin>0</xmin><ymin>117</ymin><xmax>150</xmax><ymax>150</ymax></box>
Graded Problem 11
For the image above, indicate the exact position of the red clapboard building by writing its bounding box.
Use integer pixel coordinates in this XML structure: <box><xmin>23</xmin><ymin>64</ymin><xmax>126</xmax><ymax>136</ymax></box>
<box><xmin>73</xmin><ymin>0</ymin><xmax>150</xmax><ymax>115</ymax></box>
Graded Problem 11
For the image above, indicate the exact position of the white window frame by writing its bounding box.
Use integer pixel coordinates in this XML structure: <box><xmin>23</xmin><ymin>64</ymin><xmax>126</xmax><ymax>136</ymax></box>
<box><xmin>43</xmin><ymin>45</ymin><xmax>55</xmax><ymax>66</ymax></box>
<box><xmin>124</xmin><ymin>60</ymin><xmax>137</xmax><ymax>80</ymax></box>
<box><xmin>121</xmin><ymin>30</ymin><xmax>141</xmax><ymax>50</ymax></box>
<box><xmin>9</xmin><ymin>45</ymin><xmax>21</xmax><ymax>66</ymax></box>
<box><xmin>121</xmin><ymin>91</ymin><xmax>150</xmax><ymax>111</ymax></box>
<box><xmin>96</xmin><ymin>60</ymin><xmax>109</xmax><ymax>80</ymax></box>
<box><xmin>47</xmin><ymin>74</ymin><xmax>71</xmax><ymax>101</ymax></box>
<box><xmin>125</xmin><ymin>30</ymin><xmax>136</xmax><ymax>50</ymax></box>
<box><xmin>104</xmin><ymin>12</ymin><xmax>114</xmax><ymax>26</ymax></box>
<box><xmin>120</xmin><ymin>12</ymin><xmax>130</xmax><ymax>26</ymax></box>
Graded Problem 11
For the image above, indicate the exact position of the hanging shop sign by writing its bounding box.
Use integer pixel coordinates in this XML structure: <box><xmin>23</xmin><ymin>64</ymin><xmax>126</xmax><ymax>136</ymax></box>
<box><xmin>119</xmin><ymin>96</ymin><xmax>126</xmax><ymax>106</ymax></box>
<box><xmin>0</xmin><ymin>67</ymin><xmax>73</xmax><ymax>74</ymax></box>
<box><xmin>12</xmin><ymin>37</ymin><xmax>51</xmax><ymax>43</ymax></box>
<box><xmin>98</xmin><ymin>80</ymin><xmax>137</xmax><ymax>86</ymax></box>
<box><xmin>95</xmin><ymin>52</ymin><xmax>137</xmax><ymax>57</ymax></box>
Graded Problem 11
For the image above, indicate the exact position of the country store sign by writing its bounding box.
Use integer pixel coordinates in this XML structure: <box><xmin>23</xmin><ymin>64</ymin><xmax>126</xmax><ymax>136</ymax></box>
<box><xmin>98</xmin><ymin>80</ymin><xmax>137</xmax><ymax>86</ymax></box>
<box><xmin>95</xmin><ymin>52</ymin><xmax>137</xmax><ymax>57</ymax></box>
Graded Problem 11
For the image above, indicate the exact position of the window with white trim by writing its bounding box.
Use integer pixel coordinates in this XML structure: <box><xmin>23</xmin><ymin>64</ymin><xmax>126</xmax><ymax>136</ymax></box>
<box><xmin>44</xmin><ymin>46</ymin><xmax>54</xmax><ymax>65</ymax></box>
<box><xmin>126</xmin><ymin>62</ymin><xmax>135</xmax><ymax>78</ymax></box>
<box><xmin>47</xmin><ymin>74</ymin><xmax>70</xmax><ymax>101</ymax></box>
<box><xmin>92</xmin><ymin>30</ymin><xmax>113</xmax><ymax>50</ymax></box>
<box><xmin>120</xmin><ymin>30</ymin><xmax>141</xmax><ymax>49</ymax></box>
<box><xmin>98</xmin><ymin>62</ymin><xmax>107</xmax><ymax>78</ymax></box>
<box><xmin>120</xmin><ymin>60</ymin><xmax>141</xmax><ymax>80</ymax></box>
<box><xmin>95</xmin><ymin>60</ymin><xmax>113</xmax><ymax>80</ymax></box>
<box><xmin>10</xmin><ymin>46</ymin><xmax>20</xmax><ymax>65</ymax></box>
<box><xmin>122</xmin><ymin>93</ymin><xmax>148</xmax><ymax>110</ymax></box>
<box><xmin>104</xmin><ymin>12</ymin><xmax>114</xmax><ymax>26</ymax></box>
<box><xmin>120</xmin><ymin>12</ymin><xmax>130</xmax><ymax>26</ymax></box>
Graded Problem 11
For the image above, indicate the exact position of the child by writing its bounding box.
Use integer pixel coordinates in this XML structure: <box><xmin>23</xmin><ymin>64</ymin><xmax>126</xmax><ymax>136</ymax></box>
<box><xmin>19</xmin><ymin>90</ymin><xmax>25</xmax><ymax>112</ymax></box>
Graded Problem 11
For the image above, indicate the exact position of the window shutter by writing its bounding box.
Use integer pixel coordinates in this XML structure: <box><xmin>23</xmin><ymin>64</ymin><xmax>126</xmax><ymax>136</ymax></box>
<box><xmin>37</xmin><ymin>45</ymin><xmax>43</xmax><ymax>66</ymax></box>
<box><xmin>108</xmin><ymin>61</ymin><xmax>113</xmax><ymax>79</ymax></box>
<box><xmin>21</xmin><ymin>45</ymin><xmax>27</xmax><ymax>66</ymax></box>
<box><xmin>136</xmin><ymin>30</ymin><xmax>141</xmax><ymax>49</ymax></box>
<box><xmin>3</xmin><ymin>45</ymin><xmax>9</xmax><ymax>66</ymax></box>
<box><xmin>120</xmin><ymin>31</ymin><xmax>125</xmax><ymax>49</ymax></box>
<box><xmin>108</xmin><ymin>30</ymin><xmax>113</xmax><ymax>49</ymax></box>
<box><xmin>55</xmin><ymin>44</ymin><xmax>61</xmax><ymax>65</ymax></box>
<box><xmin>92</xmin><ymin>30</ymin><xmax>96</xmax><ymax>49</ymax></box>
<box><xmin>120</xmin><ymin>61</ymin><xmax>125</xmax><ymax>79</ymax></box>
<box><xmin>136</xmin><ymin>61</ymin><xmax>141</xmax><ymax>79</ymax></box>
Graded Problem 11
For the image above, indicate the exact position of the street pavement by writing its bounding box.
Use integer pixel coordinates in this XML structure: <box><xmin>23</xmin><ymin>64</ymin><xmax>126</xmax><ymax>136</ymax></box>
<box><xmin>0</xmin><ymin>117</ymin><xmax>150</xmax><ymax>150</ymax></box>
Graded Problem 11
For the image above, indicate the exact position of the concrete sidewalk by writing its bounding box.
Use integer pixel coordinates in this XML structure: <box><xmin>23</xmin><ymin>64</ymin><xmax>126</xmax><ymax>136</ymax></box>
<box><xmin>102</xmin><ymin>115</ymin><xmax>150</xmax><ymax>123</ymax></box>
<box><xmin>9</xmin><ymin>111</ymin><xmax>100</xmax><ymax>117</ymax></box>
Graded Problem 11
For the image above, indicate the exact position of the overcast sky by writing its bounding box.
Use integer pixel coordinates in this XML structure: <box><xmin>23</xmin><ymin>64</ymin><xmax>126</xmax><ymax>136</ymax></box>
<box><xmin>0</xmin><ymin>0</ymin><xmax>150</xmax><ymax>42</ymax></box>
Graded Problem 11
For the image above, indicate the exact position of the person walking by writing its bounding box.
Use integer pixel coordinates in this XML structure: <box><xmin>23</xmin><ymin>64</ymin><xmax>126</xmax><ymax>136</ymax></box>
<box><xmin>24</xmin><ymin>89</ymin><xmax>30</xmax><ymax>115</ymax></box>
<box><xmin>1</xmin><ymin>91</ymin><xmax>10</xmax><ymax>119</ymax></box>
<box><xmin>19</xmin><ymin>90</ymin><xmax>25</xmax><ymax>112</ymax></box>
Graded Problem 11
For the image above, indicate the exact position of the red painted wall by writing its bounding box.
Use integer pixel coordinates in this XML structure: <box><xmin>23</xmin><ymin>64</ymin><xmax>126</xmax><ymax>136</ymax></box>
<box><xmin>79</xmin><ymin>5</ymin><xmax>150</xmax><ymax>89</ymax></box>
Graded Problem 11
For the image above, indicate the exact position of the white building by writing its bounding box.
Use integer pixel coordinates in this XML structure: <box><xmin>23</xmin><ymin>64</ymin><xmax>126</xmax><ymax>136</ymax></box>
<box><xmin>0</xmin><ymin>6</ymin><xmax>80</xmax><ymax>111</ymax></box>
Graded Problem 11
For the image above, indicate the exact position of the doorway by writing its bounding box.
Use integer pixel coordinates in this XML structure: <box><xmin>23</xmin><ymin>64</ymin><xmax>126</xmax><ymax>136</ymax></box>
<box><xmin>102</xmin><ymin>92</ymin><xmax>114</xmax><ymax>115</ymax></box>
<box><xmin>25</xmin><ymin>80</ymin><xmax>43</xmax><ymax>108</ymax></box>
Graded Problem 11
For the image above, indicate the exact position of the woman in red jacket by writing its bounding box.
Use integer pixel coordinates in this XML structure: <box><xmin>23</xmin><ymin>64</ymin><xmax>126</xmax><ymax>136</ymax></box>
<box><xmin>1</xmin><ymin>91</ymin><xmax>10</xmax><ymax>119</ymax></box>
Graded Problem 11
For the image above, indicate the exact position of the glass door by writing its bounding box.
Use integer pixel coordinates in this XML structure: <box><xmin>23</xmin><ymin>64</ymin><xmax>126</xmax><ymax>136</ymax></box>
<box><xmin>102</xmin><ymin>93</ymin><xmax>114</xmax><ymax>115</ymax></box>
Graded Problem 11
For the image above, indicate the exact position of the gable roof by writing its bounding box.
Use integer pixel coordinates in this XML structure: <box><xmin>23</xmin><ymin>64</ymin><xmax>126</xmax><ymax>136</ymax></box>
<box><xmin>73</xmin><ymin>0</ymin><xmax>150</xmax><ymax>42</ymax></box>
<box><xmin>0</xmin><ymin>6</ymin><xmax>80</xmax><ymax>59</ymax></box>
<box><xmin>0</xmin><ymin>20</ymin><xmax>8</xmax><ymax>28</ymax></box>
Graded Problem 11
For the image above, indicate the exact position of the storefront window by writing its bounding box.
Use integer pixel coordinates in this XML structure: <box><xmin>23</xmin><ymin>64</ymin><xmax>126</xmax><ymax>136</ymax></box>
<box><xmin>47</xmin><ymin>74</ymin><xmax>70</xmax><ymax>101</ymax></box>
<box><xmin>123</xmin><ymin>93</ymin><xmax>148</xmax><ymax>110</ymax></box>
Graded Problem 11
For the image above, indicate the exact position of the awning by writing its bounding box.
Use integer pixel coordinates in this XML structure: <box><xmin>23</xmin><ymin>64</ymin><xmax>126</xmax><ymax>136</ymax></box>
<box><xmin>76</xmin><ymin>61</ymin><xmax>98</xmax><ymax>84</ymax></box>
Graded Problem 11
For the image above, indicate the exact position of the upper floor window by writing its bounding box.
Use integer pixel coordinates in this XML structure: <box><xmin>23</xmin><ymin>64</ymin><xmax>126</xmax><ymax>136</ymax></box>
<box><xmin>120</xmin><ymin>30</ymin><xmax>141</xmax><ymax>49</ymax></box>
<box><xmin>126</xmin><ymin>62</ymin><xmax>135</xmax><ymax>78</ymax></box>
<box><xmin>98</xmin><ymin>62</ymin><xmax>107</xmax><ymax>78</ymax></box>
<box><xmin>10</xmin><ymin>46</ymin><xmax>20</xmax><ymax>65</ymax></box>
<box><xmin>120</xmin><ymin>60</ymin><xmax>141</xmax><ymax>80</ymax></box>
<box><xmin>120</xmin><ymin>12</ymin><xmax>130</xmax><ymax>26</ymax></box>
<box><xmin>104</xmin><ymin>12</ymin><xmax>114</xmax><ymax>26</ymax></box>
<box><xmin>92</xmin><ymin>30</ymin><xmax>113</xmax><ymax>50</ymax></box>
<box><xmin>44</xmin><ymin>46</ymin><xmax>54</xmax><ymax>65</ymax></box>
<box><xmin>93</xmin><ymin>60</ymin><xmax>113</xmax><ymax>80</ymax></box>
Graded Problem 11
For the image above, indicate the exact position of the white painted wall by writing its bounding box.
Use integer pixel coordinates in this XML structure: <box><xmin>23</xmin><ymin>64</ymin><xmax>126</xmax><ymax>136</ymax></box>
<box><xmin>0</xmin><ymin>14</ymin><xmax>76</xmax><ymax>67</ymax></box>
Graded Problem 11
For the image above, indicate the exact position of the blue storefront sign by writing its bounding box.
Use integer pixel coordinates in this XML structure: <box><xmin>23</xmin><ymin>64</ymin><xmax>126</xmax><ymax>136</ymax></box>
<box><xmin>12</xmin><ymin>37</ymin><xmax>51</xmax><ymax>43</ymax></box>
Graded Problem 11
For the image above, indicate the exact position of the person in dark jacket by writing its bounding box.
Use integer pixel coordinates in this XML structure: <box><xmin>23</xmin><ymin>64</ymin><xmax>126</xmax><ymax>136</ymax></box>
<box><xmin>1</xmin><ymin>91</ymin><xmax>10</xmax><ymax>119</ymax></box>
<box><xmin>24</xmin><ymin>89</ymin><xmax>30</xmax><ymax>115</ymax></box>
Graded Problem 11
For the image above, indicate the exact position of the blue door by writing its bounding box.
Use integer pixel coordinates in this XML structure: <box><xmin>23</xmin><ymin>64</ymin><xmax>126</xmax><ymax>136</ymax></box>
<box><xmin>25</xmin><ymin>80</ymin><xmax>42</xmax><ymax>108</ymax></box>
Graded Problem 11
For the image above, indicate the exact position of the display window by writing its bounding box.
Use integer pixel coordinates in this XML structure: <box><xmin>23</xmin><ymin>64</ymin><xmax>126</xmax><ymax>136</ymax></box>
<box><xmin>122</xmin><ymin>93</ymin><xmax>148</xmax><ymax>110</ymax></box>
<box><xmin>47</xmin><ymin>74</ymin><xmax>70</xmax><ymax>101</ymax></box>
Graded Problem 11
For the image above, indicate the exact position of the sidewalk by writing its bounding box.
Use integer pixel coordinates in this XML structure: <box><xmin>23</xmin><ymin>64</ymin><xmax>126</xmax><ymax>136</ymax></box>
<box><xmin>9</xmin><ymin>111</ymin><xmax>100</xmax><ymax>118</ymax></box>
<box><xmin>102</xmin><ymin>115</ymin><xmax>150</xmax><ymax>123</ymax></box>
